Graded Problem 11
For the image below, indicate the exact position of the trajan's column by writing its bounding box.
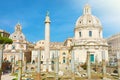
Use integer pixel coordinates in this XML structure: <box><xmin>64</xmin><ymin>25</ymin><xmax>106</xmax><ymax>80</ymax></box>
<box><xmin>44</xmin><ymin>12</ymin><xmax>51</xmax><ymax>72</ymax></box>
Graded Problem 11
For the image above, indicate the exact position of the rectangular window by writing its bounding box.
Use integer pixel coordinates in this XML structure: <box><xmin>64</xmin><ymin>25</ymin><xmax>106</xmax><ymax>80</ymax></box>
<box><xmin>63</xmin><ymin>57</ymin><xmax>66</xmax><ymax>63</ymax></box>
<box><xmin>90</xmin><ymin>54</ymin><xmax>94</xmax><ymax>62</ymax></box>
<box><xmin>89</xmin><ymin>31</ymin><xmax>92</xmax><ymax>37</ymax></box>
<box><xmin>79</xmin><ymin>32</ymin><xmax>81</xmax><ymax>37</ymax></box>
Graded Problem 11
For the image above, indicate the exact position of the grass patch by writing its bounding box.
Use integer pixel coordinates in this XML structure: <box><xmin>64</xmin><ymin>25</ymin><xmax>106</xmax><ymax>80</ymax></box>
<box><xmin>12</xmin><ymin>78</ymin><xmax>18</xmax><ymax>80</ymax></box>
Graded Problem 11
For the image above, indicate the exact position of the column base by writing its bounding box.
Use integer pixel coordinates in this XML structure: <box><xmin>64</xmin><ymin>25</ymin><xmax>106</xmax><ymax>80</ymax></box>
<box><xmin>42</xmin><ymin>59</ymin><xmax>52</xmax><ymax>72</ymax></box>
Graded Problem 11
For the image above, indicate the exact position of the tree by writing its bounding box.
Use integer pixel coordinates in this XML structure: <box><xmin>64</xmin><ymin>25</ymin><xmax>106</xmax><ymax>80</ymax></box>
<box><xmin>0</xmin><ymin>35</ymin><xmax>13</xmax><ymax>44</ymax></box>
<box><xmin>0</xmin><ymin>35</ymin><xmax>13</xmax><ymax>80</ymax></box>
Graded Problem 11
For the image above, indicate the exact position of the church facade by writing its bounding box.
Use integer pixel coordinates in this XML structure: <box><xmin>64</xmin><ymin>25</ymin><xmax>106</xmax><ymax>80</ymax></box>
<box><xmin>69</xmin><ymin>4</ymin><xmax>108</xmax><ymax>63</ymax></box>
<box><xmin>32</xmin><ymin>4</ymin><xmax>109</xmax><ymax>70</ymax></box>
<box><xmin>3</xmin><ymin>23</ymin><xmax>34</xmax><ymax>63</ymax></box>
<box><xmin>2</xmin><ymin>4</ymin><xmax>109</xmax><ymax>72</ymax></box>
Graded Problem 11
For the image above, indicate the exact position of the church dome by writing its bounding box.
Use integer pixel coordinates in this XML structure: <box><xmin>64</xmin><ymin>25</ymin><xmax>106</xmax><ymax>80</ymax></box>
<box><xmin>75</xmin><ymin>4</ymin><xmax>102</xmax><ymax>28</ymax></box>
<box><xmin>10</xmin><ymin>23</ymin><xmax>26</xmax><ymax>41</ymax></box>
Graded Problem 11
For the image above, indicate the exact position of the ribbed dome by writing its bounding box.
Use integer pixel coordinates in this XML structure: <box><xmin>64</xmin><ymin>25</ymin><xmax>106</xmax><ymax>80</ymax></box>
<box><xmin>10</xmin><ymin>23</ymin><xmax>26</xmax><ymax>41</ymax></box>
<box><xmin>75</xmin><ymin>4</ymin><xmax>102</xmax><ymax>28</ymax></box>
<box><xmin>10</xmin><ymin>32</ymin><xmax>25</xmax><ymax>40</ymax></box>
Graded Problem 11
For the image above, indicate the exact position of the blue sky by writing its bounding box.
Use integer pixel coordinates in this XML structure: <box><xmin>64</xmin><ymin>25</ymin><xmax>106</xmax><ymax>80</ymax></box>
<box><xmin>0</xmin><ymin>0</ymin><xmax>120</xmax><ymax>42</ymax></box>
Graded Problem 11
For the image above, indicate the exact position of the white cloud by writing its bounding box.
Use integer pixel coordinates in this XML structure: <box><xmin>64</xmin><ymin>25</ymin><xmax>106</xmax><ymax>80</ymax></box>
<box><xmin>72</xmin><ymin>0</ymin><xmax>120</xmax><ymax>14</ymax></box>
<box><xmin>89</xmin><ymin>0</ymin><xmax>120</xmax><ymax>14</ymax></box>
<box><xmin>72</xmin><ymin>0</ymin><xmax>120</xmax><ymax>36</ymax></box>
<box><xmin>89</xmin><ymin>0</ymin><xmax>120</xmax><ymax>37</ymax></box>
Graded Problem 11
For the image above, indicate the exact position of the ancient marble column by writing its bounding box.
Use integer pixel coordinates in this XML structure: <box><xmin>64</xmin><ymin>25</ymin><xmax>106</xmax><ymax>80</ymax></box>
<box><xmin>0</xmin><ymin>46</ymin><xmax>3</xmax><ymax>80</ymax></box>
<box><xmin>102</xmin><ymin>51</ymin><xmax>106</xmax><ymax>79</ymax></box>
<box><xmin>95</xmin><ymin>55</ymin><xmax>98</xmax><ymax>72</ymax></box>
<box><xmin>37</xmin><ymin>50</ymin><xmax>41</xmax><ymax>80</ymax></box>
<box><xmin>0</xmin><ymin>44</ymin><xmax>5</xmax><ymax>80</ymax></box>
<box><xmin>87</xmin><ymin>51</ymin><xmax>91</xmax><ymax>79</ymax></box>
<box><xmin>11</xmin><ymin>55</ymin><xmax>15</xmax><ymax>74</ymax></box>
<box><xmin>18</xmin><ymin>50</ymin><xmax>23</xmax><ymax>80</ymax></box>
<box><xmin>24</xmin><ymin>55</ymin><xmax>27</xmax><ymax>73</ymax></box>
<box><xmin>44</xmin><ymin>12</ymin><xmax>51</xmax><ymax>72</ymax></box>
<box><xmin>55</xmin><ymin>50</ymin><xmax>59</xmax><ymax>80</ymax></box>
<box><xmin>117</xmin><ymin>52</ymin><xmax>120</xmax><ymax>79</ymax></box>
<box><xmin>71</xmin><ymin>50</ymin><xmax>75</xmax><ymax>80</ymax></box>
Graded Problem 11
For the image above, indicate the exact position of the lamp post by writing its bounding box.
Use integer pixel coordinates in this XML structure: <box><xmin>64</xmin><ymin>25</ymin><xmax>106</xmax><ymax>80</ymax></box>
<box><xmin>102</xmin><ymin>51</ymin><xmax>106</xmax><ymax>80</ymax></box>
<box><xmin>117</xmin><ymin>52</ymin><xmax>120</xmax><ymax>79</ymax></box>
<box><xmin>37</xmin><ymin>49</ymin><xmax>41</xmax><ymax>80</ymax></box>
<box><xmin>18</xmin><ymin>50</ymin><xmax>23</xmax><ymax>80</ymax></box>
<box><xmin>87</xmin><ymin>51</ymin><xmax>91</xmax><ymax>79</ymax></box>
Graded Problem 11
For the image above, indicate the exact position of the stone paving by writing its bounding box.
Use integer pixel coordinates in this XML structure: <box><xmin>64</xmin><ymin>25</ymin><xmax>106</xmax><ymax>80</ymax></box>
<box><xmin>1</xmin><ymin>73</ymin><xmax>15</xmax><ymax>80</ymax></box>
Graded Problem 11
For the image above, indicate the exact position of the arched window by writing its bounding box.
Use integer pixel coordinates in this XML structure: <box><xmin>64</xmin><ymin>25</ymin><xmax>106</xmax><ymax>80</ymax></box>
<box><xmin>79</xmin><ymin>32</ymin><xmax>81</xmax><ymax>37</ymax></box>
<box><xmin>63</xmin><ymin>57</ymin><xmax>66</xmax><ymax>63</ymax></box>
<box><xmin>62</xmin><ymin>52</ymin><xmax>66</xmax><ymax>55</ymax></box>
<box><xmin>32</xmin><ymin>60</ymin><xmax>35</xmax><ymax>64</ymax></box>
<box><xmin>89</xmin><ymin>31</ymin><xmax>92</xmax><ymax>37</ymax></box>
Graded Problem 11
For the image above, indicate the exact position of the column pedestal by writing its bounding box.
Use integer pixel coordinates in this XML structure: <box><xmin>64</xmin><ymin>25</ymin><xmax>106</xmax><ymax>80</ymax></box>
<box><xmin>43</xmin><ymin>59</ymin><xmax>52</xmax><ymax>72</ymax></box>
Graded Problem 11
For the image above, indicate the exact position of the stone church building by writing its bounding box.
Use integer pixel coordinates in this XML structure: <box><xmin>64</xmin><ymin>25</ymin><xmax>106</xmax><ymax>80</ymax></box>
<box><xmin>32</xmin><ymin>4</ymin><xmax>109</xmax><ymax>69</ymax></box>
<box><xmin>2</xmin><ymin>4</ymin><xmax>109</xmax><ymax>71</ymax></box>
<box><xmin>68</xmin><ymin>4</ymin><xmax>108</xmax><ymax>63</ymax></box>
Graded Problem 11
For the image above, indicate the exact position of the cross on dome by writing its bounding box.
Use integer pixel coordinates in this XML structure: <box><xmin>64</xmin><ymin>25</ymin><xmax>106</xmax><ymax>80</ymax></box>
<box><xmin>83</xmin><ymin>4</ymin><xmax>91</xmax><ymax>15</ymax></box>
<box><xmin>75</xmin><ymin>4</ymin><xmax>102</xmax><ymax>28</ymax></box>
<box><xmin>15</xmin><ymin>22</ymin><xmax>22</xmax><ymax>32</ymax></box>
